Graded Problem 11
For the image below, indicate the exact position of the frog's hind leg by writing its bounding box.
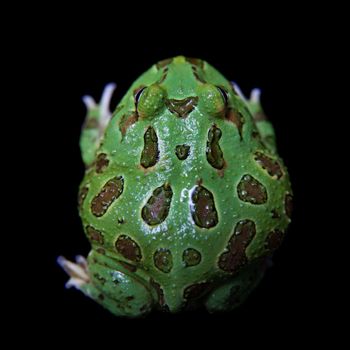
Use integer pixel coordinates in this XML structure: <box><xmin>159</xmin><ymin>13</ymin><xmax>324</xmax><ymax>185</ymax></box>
<box><xmin>80</xmin><ymin>83</ymin><xmax>116</xmax><ymax>166</ymax></box>
<box><xmin>232</xmin><ymin>82</ymin><xmax>277</xmax><ymax>153</ymax></box>
<box><xmin>58</xmin><ymin>252</ymin><xmax>155</xmax><ymax>318</ymax></box>
<box><xmin>204</xmin><ymin>259</ymin><xmax>268</xmax><ymax>313</ymax></box>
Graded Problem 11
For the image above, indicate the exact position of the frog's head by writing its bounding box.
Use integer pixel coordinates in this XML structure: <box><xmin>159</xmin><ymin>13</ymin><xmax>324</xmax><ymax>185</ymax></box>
<box><xmin>134</xmin><ymin>55</ymin><xmax>237</xmax><ymax>120</ymax></box>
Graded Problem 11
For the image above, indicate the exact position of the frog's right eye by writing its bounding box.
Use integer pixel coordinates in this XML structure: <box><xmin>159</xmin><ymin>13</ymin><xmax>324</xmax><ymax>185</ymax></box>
<box><xmin>135</xmin><ymin>84</ymin><xmax>166</xmax><ymax>119</ymax></box>
<box><xmin>198</xmin><ymin>84</ymin><xmax>228</xmax><ymax>118</ymax></box>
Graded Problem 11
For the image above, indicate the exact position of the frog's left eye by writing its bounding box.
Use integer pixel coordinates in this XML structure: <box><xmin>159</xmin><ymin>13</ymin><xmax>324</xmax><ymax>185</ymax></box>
<box><xmin>135</xmin><ymin>84</ymin><xmax>166</xmax><ymax>119</ymax></box>
<box><xmin>134</xmin><ymin>86</ymin><xmax>147</xmax><ymax>105</ymax></box>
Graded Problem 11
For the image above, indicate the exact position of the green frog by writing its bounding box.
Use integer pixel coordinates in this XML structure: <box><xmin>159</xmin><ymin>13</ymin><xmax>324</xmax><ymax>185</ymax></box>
<box><xmin>58</xmin><ymin>56</ymin><xmax>292</xmax><ymax>317</ymax></box>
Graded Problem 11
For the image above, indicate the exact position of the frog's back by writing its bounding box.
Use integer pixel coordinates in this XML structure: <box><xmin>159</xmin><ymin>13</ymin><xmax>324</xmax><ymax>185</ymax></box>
<box><xmin>78</xmin><ymin>56</ymin><xmax>292</xmax><ymax>312</ymax></box>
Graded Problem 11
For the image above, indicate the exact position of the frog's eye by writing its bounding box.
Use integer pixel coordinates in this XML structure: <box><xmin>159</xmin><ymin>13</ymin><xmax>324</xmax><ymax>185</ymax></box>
<box><xmin>134</xmin><ymin>86</ymin><xmax>147</xmax><ymax>105</ymax></box>
<box><xmin>198</xmin><ymin>84</ymin><xmax>228</xmax><ymax>118</ymax></box>
<box><xmin>135</xmin><ymin>84</ymin><xmax>166</xmax><ymax>119</ymax></box>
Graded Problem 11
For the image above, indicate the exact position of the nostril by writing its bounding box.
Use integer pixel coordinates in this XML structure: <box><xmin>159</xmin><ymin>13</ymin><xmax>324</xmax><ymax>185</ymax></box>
<box><xmin>166</xmin><ymin>96</ymin><xmax>198</xmax><ymax>118</ymax></box>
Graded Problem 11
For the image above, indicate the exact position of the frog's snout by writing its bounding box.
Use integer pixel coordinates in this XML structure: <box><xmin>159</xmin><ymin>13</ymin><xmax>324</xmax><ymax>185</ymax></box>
<box><xmin>165</xmin><ymin>96</ymin><xmax>199</xmax><ymax>118</ymax></box>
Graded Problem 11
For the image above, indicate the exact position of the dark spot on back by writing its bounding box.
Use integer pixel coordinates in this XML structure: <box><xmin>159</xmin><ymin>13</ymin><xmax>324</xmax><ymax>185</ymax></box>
<box><xmin>226</xmin><ymin>108</ymin><xmax>244</xmax><ymax>140</ymax></box>
<box><xmin>142</xmin><ymin>183</ymin><xmax>173</xmax><ymax>225</ymax></box>
<box><xmin>183</xmin><ymin>282</ymin><xmax>212</xmax><ymax>300</ymax></box>
<box><xmin>191</xmin><ymin>185</ymin><xmax>218</xmax><ymax>228</ymax></box>
<box><xmin>154</xmin><ymin>248</ymin><xmax>173</xmax><ymax>273</ymax></box>
<box><xmin>115</xmin><ymin>235</ymin><xmax>142</xmax><ymax>262</ymax></box>
<box><xmin>86</xmin><ymin>225</ymin><xmax>104</xmax><ymax>245</ymax></box>
<box><xmin>78</xmin><ymin>186</ymin><xmax>89</xmax><ymax>209</ymax></box>
<box><xmin>285</xmin><ymin>194</ymin><xmax>293</xmax><ymax>219</ymax></box>
<box><xmin>166</xmin><ymin>97</ymin><xmax>198</xmax><ymax>118</ymax></box>
<box><xmin>183</xmin><ymin>248</ymin><xmax>201</xmax><ymax>267</ymax></box>
<box><xmin>237</xmin><ymin>174</ymin><xmax>267</xmax><ymax>205</ymax></box>
<box><xmin>265</xmin><ymin>229</ymin><xmax>284</xmax><ymax>252</ymax></box>
<box><xmin>175</xmin><ymin>144</ymin><xmax>190</xmax><ymax>160</ymax></box>
<box><xmin>218</xmin><ymin>220</ymin><xmax>256</xmax><ymax>273</ymax></box>
<box><xmin>140</xmin><ymin>126</ymin><xmax>159</xmax><ymax>168</ymax></box>
<box><xmin>206</xmin><ymin>125</ymin><xmax>225</xmax><ymax>169</ymax></box>
<box><xmin>95</xmin><ymin>153</ymin><xmax>109</xmax><ymax>174</ymax></box>
<box><xmin>271</xmin><ymin>209</ymin><xmax>280</xmax><ymax>219</ymax></box>
<box><xmin>91</xmin><ymin>176</ymin><xmax>124</xmax><ymax>217</ymax></box>
<box><xmin>254</xmin><ymin>151</ymin><xmax>283</xmax><ymax>179</ymax></box>
<box><xmin>119</xmin><ymin>112</ymin><xmax>138</xmax><ymax>137</ymax></box>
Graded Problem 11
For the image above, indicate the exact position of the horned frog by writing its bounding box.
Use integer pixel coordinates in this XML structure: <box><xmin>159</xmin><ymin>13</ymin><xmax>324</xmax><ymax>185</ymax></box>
<box><xmin>58</xmin><ymin>56</ymin><xmax>292</xmax><ymax>317</ymax></box>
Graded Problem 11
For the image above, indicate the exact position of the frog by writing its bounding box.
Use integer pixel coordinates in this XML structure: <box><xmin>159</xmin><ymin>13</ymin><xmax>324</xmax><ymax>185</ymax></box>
<box><xmin>58</xmin><ymin>56</ymin><xmax>292</xmax><ymax>317</ymax></box>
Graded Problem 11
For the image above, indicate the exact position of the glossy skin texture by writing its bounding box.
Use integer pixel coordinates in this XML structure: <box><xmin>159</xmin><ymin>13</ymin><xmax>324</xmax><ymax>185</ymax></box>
<box><xmin>59</xmin><ymin>56</ymin><xmax>292</xmax><ymax>317</ymax></box>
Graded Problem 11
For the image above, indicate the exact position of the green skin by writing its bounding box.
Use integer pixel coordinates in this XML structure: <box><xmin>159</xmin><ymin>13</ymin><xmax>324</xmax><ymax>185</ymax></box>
<box><xmin>60</xmin><ymin>56</ymin><xmax>292</xmax><ymax>317</ymax></box>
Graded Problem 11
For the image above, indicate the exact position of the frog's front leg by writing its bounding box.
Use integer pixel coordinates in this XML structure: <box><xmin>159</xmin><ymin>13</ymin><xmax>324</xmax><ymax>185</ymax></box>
<box><xmin>232</xmin><ymin>82</ymin><xmax>277</xmax><ymax>153</ymax></box>
<box><xmin>58</xmin><ymin>251</ymin><xmax>155</xmax><ymax>318</ymax></box>
<box><xmin>80</xmin><ymin>83</ymin><xmax>116</xmax><ymax>167</ymax></box>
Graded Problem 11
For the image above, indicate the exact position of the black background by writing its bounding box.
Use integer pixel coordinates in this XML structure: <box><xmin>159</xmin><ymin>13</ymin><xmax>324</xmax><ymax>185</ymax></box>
<box><xmin>15</xmin><ymin>7</ymin><xmax>337</xmax><ymax>346</ymax></box>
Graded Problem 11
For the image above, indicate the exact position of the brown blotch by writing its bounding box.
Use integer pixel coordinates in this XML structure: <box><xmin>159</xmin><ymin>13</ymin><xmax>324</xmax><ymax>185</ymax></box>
<box><xmin>271</xmin><ymin>209</ymin><xmax>281</xmax><ymax>219</ymax></box>
<box><xmin>226</xmin><ymin>108</ymin><xmax>244</xmax><ymax>140</ymax></box>
<box><xmin>206</xmin><ymin>125</ymin><xmax>225</xmax><ymax>170</ymax></box>
<box><xmin>156</xmin><ymin>58</ymin><xmax>173</xmax><ymax>69</ymax></box>
<box><xmin>150</xmin><ymin>278</ymin><xmax>165</xmax><ymax>307</ymax></box>
<box><xmin>184</xmin><ymin>282</ymin><xmax>212</xmax><ymax>300</ymax></box>
<box><xmin>237</xmin><ymin>174</ymin><xmax>268</xmax><ymax>205</ymax></box>
<box><xmin>140</xmin><ymin>126</ymin><xmax>159</xmax><ymax>168</ymax></box>
<box><xmin>166</xmin><ymin>97</ymin><xmax>198</xmax><ymax>118</ymax></box>
<box><xmin>119</xmin><ymin>112</ymin><xmax>138</xmax><ymax>137</ymax></box>
<box><xmin>285</xmin><ymin>194</ymin><xmax>293</xmax><ymax>219</ymax></box>
<box><xmin>265</xmin><ymin>229</ymin><xmax>284</xmax><ymax>252</ymax></box>
<box><xmin>175</xmin><ymin>144</ymin><xmax>190</xmax><ymax>160</ymax></box>
<box><xmin>254</xmin><ymin>151</ymin><xmax>283</xmax><ymax>179</ymax></box>
<box><xmin>95</xmin><ymin>153</ymin><xmax>109</xmax><ymax>174</ymax></box>
<box><xmin>185</xmin><ymin>57</ymin><xmax>204</xmax><ymax>68</ymax></box>
<box><xmin>154</xmin><ymin>248</ymin><xmax>173</xmax><ymax>273</ymax></box>
<box><xmin>126</xmin><ymin>296</ymin><xmax>135</xmax><ymax>301</ymax></box>
<box><xmin>218</xmin><ymin>219</ymin><xmax>256</xmax><ymax>273</ymax></box>
<box><xmin>191</xmin><ymin>185</ymin><xmax>218</xmax><ymax>228</ymax></box>
<box><xmin>86</xmin><ymin>225</ymin><xmax>104</xmax><ymax>245</ymax></box>
<box><xmin>119</xmin><ymin>260</ymin><xmax>137</xmax><ymax>273</ymax></box>
<box><xmin>96</xmin><ymin>247</ymin><xmax>105</xmax><ymax>255</ymax></box>
<box><xmin>98</xmin><ymin>294</ymin><xmax>105</xmax><ymax>301</ymax></box>
<box><xmin>78</xmin><ymin>186</ymin><xmax>89</xmax><ymax>209</ymax></box>
<box><xmin>91</xmin><ymin>176</ymin><xmax>124</xmax><ymax>217</ymax></box>
<box><xmin>142</xmin><ymin>183</ymin><xmax>173</xmax><ymax>225</ymax></box>
<box><xmin>183</xmin><ymin>248</ymin><xmax>201</xmax><ymax>267</ymax></box>
<box><xmin>115</xmin><ymin>235</ymin><xmax>142</xmax><ymax>262</ymax></box>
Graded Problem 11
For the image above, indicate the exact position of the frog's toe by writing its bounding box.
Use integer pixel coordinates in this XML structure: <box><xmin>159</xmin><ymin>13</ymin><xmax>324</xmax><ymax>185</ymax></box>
<box><xmin>57</xmin><ymin>255</ymin><xmax>90</xmax><ymax>290</ymax></box>
<box><xmin>231</xmin><ymin>81</ymin><xmax>247</xmax><ymax>101</ymax></box>
<box><xmin>249</xmin><ymin>88</ymin><xmax>261</xmax><ymax>104</ymax></box>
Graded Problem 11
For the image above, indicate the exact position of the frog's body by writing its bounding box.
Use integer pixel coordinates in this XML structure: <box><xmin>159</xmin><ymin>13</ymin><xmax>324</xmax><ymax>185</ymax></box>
<box><xmin>58</xmin><ymin>56</ymin><xmax>292</xmax><ymax>317</ymax></box>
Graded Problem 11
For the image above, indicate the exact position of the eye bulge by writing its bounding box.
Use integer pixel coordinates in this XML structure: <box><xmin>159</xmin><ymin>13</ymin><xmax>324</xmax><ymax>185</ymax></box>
<box><xmin>197</xmin><ymin>84</ymin><xmax>229</xmax><ymax>118</ymax></box>
<box><xmin>135</xmin><ymin>84</ymin><xmax>167</xmax><ymax>119</ymax></box>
